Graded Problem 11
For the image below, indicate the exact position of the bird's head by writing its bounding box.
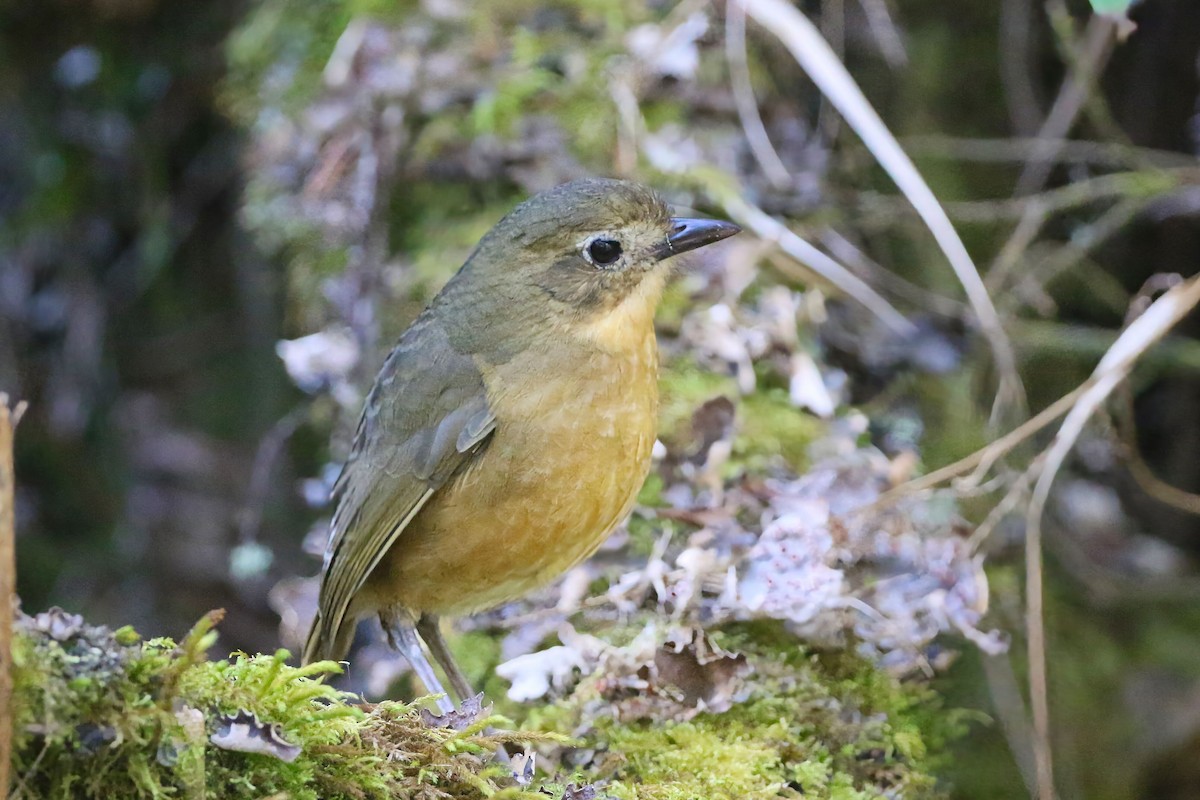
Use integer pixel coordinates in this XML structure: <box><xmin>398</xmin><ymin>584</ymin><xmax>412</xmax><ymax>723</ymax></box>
<box><xmin>440</xmin><ymin>178</ymin><xmax>740</xmax><ymax>356</ymax></box>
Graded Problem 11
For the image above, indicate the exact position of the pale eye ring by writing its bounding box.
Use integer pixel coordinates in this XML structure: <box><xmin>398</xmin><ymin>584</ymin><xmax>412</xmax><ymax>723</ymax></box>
<box><xmin>582</xmin><ymin>236</ymin><xmax>623</xmax><ymax>267</ymax></box>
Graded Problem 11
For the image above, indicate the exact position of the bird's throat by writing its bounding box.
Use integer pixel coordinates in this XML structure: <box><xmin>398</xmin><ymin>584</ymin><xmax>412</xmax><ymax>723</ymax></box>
<box><xmin>574</xmin><ymin>270</ymin><xmax>667</xmax><ymax>355</ymax></box>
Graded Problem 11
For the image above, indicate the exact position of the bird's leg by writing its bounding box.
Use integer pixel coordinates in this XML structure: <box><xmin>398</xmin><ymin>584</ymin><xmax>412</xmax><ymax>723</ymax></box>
<box><xmin>417</xmin><ymin>614</ymin><xmax>476</xmax><ymax>703</ymax></box>
<box><xmin>380</xmin><ymin>607</ymin><xmax>454</xmax><ymax>714</ymax></box>
<box><xmin>417</xmin><ymin>614</ymin><xmax>514</xmax><ymax>768</ymax></box>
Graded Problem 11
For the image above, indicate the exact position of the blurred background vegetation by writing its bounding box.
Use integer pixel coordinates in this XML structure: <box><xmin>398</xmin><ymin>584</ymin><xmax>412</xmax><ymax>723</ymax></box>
<box><xmin>2</xmin><ymin>0</ymin><xmax>1199</xmax><ymax>797</ymax></box>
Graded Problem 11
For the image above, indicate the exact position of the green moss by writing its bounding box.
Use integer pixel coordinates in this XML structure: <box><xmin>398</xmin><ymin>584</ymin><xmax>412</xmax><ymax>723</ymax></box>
<box><xmin>604</xmin><ymin>720</ymin><xmax>789</xmax><ymax>800</ymax></box>
<box><xmin>523</xmin><ymin>622</ymin><xmax>959</xmax><ymax>800</ymax></box>
<box><xmin>737</xmin><ymin>389</ymin><xmax>822</xmax><ymax>471</ymax></box>
<box><xmin>907</xmin><ymin>369</ymin><xmax>991</xmax><ymax>469</ymax></box>
<box><xmin>657</xmin><ymin>358</ymin><xmax>822</xmax><ymax>473</ymax></box>
<box><xmin>622</xmin><ymin>514</ymin><xmax>660</xmax><ymax>560</ymax></box>
<box><xmin>447</xmin><ymin>629</ymin><xmax>505</xmax><ymax>702</ymax></box>
<box><xmin>654</xmin><ymin>282</ymin><xmax>693</xmax><ymax>334</ymax></box>
<box><xmin>9</xmin><ymin>582</ymin><xmax>960</xmax><ymax>799</ymax></box>
<box><xmin>223</xmin><ymin>0</ymin><xmax>421</xmax><ymax>124</ymax></box>
<box><xmin>470</xmin><ymin>28</ymin><xmax>560</xmax><ymax>137</ymax></box>
<box><xmin>10</xmin><ymin>610</ymin><xmax>558</xmax><ymax>799</ymax></box>
<box><xmin>657</xmin><ymin>358</ymin><xmax>740</xmax><ymax>445</ymax></box>
<box><xmin>392</xmin><ymin>185</ymin><xmax>523</xmax><ymax>293</ymax></box>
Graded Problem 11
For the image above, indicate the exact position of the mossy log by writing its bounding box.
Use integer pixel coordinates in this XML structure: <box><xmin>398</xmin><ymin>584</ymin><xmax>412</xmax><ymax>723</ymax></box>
<box><xmin>8</xmin><ymin>609</ymin><xmax>958</xmax><ymax>799</ymax></box>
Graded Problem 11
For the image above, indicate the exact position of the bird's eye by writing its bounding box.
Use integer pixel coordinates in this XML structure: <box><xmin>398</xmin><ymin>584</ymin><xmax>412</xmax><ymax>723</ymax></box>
<box><xmin>585</xmin><ymin>238</ymin><xmax>623</xmax><ymax>267</ymax></box>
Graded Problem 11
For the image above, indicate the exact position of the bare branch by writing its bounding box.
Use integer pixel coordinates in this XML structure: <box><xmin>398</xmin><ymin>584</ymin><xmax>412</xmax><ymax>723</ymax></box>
<box><xmin>0</xmin><ymin>393</ymin><xmax>27</xmax><ymax>799</ymax></box>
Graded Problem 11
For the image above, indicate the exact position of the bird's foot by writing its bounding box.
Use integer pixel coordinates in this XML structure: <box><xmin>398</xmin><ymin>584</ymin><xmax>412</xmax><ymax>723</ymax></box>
<box><xmin>418</xmin><ymin>691</ymin><xmax>487</xmax><ymax>730</ymax></box>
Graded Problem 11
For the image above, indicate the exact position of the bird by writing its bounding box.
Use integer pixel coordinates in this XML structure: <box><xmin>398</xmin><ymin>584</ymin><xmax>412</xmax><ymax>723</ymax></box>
<box><xmin>302</xmin><ymin>178</ymin><xmax>740</xmax><ymax>711</ymax></box>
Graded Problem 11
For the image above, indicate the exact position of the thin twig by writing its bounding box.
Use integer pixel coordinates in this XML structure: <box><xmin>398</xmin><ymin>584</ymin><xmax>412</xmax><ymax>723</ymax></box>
<box><xmin>856</xmin><ymin>0</ymin><xmax>907</xmax><ymax>67</ymax></box>
<box><xmin>999</xmin><ymin>0</ymin><xmax>1043</xmax><ymax>136</ymax></box>
<box><xmin>1016</xmin><ymin>11</ymin><xmax>1118</xmax><ymax>196</ymax></box>
<box><xmin>967</xmin><ymin>465</ymin><xmax>1037</xmax><ymax>553</ymax></box>
<box><xmin>719</xmin><ymin>192</ymin><xmax>916</xmax><ymax>334</ymax></box>
<box><xmin>818</xmin><ymin>228</ymin><xmax>967</xmax><ymax>319</ymax></box>
<box><xmin>990</xmin><ymin>8</ymin><xmax>1120</xmax><ymax>321</ymax></box>
<box><xmin>610</xmin><ymin>65</ymin><xmax>643</xmax><ymax>178</ymax></box>
<box><xmin>236</xmin><ymin>406</ymin><xmax>309</xmax><ymax>547</ymax></box>
<box><xmin>903</xmin><ymin>135</ymin><xmax>1196</xmax><ymax>170</ymax></box>
<box><xmin>1003</xmin><ymin>195</ymin><xmax>1152</xmax><ymax>311</ymax></box>
<box><xmin>815</xmin><ymin>0</ymin><xmax>845</xmax><ymax>143</ymax></box>
<box><xmin>933</xmin><ymin>169</ymin><xmax>1189</xmax><ymax>225</ymax></box>
<box><xmin>1010</xmin><ymin>319</ymin><xmax>1200</xmax><ymax>373</ymax></box>
<box><xmin>724</xmin><ymin>0</ymin><xmax>792</xmax><ymax>188</ymax></box>
<box><xmin>870</xmin><ymin>384</ymin><xmax>1087</xmax><ymax>511</ymax></box>
<box><xmin>1114</xmin><ymin>385</ymin><xmax>1200</xmax><ymax>516</ymax></box>
<box><xmin>982</xmin><ymin>652</ymin><xmax>1039</xmax><ymax>796</ymax></box>
<box><xmin>987</xmin><ymin>198</ymin><xmax>1049</xmax><ymax>292</ymax></box>
<box><xmin>625</xmin><ymin>22</ymin><xmax>911</xmax><ymax>337</ymax></box>
<box><xmin>1022</xmin><ymin>273</ymin><xmax>1200</xmax><ymax>800</ymax></box>
<box><xmin>9</xmin><ymin>739</ymin><xmax>48</xmax><ymax>800</ymax></box>
<box><xmin>1025</xmin><ymin>503</ymin><xmax>1053</xmax><ymax>800</ymax></box>
<box><xmin>739</xmin><ymin>0</ymin><xmax>1025</xmax><ymax>419</ymax></box>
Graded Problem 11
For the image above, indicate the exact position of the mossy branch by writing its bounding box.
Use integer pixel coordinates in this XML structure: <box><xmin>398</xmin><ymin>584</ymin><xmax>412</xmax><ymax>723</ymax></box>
<box><xmin>1</xmin><ymin>394</ymin><xmax>27</xmax><ymax>800</ymax></box>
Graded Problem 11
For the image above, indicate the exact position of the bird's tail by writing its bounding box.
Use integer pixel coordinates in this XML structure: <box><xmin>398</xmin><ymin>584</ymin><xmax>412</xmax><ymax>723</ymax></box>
<box><xmin>301</xmin><ymin>613</ymin><xmax>325</xmax><ymax>665</ymax></box>
<box><xmin>301</xmin><ymin>610</ymin><xmax>354</xmax><ymax>665</ymax></box>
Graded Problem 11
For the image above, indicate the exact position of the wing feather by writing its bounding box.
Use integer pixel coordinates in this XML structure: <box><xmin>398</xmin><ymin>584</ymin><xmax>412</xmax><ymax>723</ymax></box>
<box><xmin>303</xmin><ymin>311</ymin><xmax>495</xmax><ymax>663</ymax></box>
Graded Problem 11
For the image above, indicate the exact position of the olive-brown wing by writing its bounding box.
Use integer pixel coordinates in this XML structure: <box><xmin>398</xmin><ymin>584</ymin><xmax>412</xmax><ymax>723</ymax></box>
<box><xmin>302</xmin><ymin>310</ymin><xmax>495</xmax><ymax>664</ymax></box>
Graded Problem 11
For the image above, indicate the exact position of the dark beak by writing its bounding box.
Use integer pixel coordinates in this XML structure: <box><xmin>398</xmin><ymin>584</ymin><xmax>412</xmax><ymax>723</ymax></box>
<box><xmin>652</xmin><ymin>217</ymin><xmax>742</xmax><ymax>261</ymax></box>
